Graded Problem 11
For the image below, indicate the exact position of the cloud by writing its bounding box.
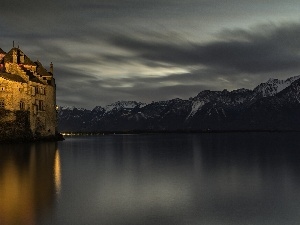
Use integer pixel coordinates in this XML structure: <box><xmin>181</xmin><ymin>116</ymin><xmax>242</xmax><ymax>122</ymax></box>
<box><xmin>40</xmin><ymin>22</ymin><xmax>300</xmax><ymax>108</ymax></box>
<box><xmin>108</xmin><ymin>22</ymin><xmax>300</xmax><ymax>74</ymax></box>
<box><xmin>2</xmin><ymin>1</ymin><xmax>300</xmax><ymax>108</ymax></box>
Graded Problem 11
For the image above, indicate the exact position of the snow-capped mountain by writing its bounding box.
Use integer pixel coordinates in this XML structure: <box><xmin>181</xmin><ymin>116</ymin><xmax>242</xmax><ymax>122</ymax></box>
<box><xmin>254</xmin><ymin>75</ymin><xmax>300</xmax><ymax>97</ymax></box>
<box><xmin>58</xmin><ymin>75</ymin><xmax>300</xmax><ymax>132</ymax></box>
<box><xmin>104</xmin><ymin>101</ymin><xmax>146</xmax><ymax>112</ymax></box>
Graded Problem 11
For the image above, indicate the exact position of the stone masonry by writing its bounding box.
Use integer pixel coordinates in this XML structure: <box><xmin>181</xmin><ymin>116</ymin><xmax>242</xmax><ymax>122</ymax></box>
<box><xmin>0</xmin><ymin>46</ymin><xmax>57</xmax><ymax>140</ymax></box>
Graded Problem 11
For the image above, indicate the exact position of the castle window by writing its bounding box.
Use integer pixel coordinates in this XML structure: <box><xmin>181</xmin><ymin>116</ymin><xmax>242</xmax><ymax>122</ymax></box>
<box><xmin>32</xmin><ymin>86</ymin><xmax>36</xmax><ymax>96</ymax></box>
<box><xmin>0</xmin><ymin>99</ymin><xmax>4</xmax><ymax>108</ymax></box>
<box><xmin>40</xmin><ymin>87</ymin><xmax>46</xmax><ymax>95</ymax></box>
<box><xmin>20</xmin><ymin>101</ymin><xmax>25</xmax><ymax>110</ymax></box>
<box><xmin>1</xmin><ymin>87</ymin><xmax>5</xmax><ymax>91</ymax></box>
<box><xmin>39</xmin><ymin>100</ymin><xmax>44</xmax><ymax>111</ymax></box>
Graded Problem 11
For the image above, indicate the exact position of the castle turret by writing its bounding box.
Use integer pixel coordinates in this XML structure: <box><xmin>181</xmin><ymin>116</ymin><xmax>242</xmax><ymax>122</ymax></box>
<box><xmin>50</xmin><ymin>62</ymin><xmax>53</xmax><ymax>74</ymax></box>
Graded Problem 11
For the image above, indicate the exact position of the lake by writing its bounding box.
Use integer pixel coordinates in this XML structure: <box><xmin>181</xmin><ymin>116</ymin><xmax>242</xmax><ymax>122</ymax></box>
<box><xmin>1</xmin><ymin>133</ymin><xmax>300</xmax><ymax>225</ymax></box>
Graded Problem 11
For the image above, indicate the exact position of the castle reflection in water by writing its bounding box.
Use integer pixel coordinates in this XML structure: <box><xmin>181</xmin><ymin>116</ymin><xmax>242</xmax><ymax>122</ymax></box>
<box><xmin>0</xmin><ymin>142</ymin><xmax>60</xmax><ymax>225</ymax></box>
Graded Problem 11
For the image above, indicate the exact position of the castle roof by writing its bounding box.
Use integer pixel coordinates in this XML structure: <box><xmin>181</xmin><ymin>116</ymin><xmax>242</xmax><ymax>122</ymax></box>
<box><xmin>0</xmin><ymin>48</ymin><xmax>6</xmax><ymax>54</ymax></box>
<box><xmin>28</xmin><ymin>73</ymin><xmax>45</xmax><ymax>84</ymax></box>
<box><xmin>0</xmin><ymin>47</ymin><xmax>53</xmax><ymax>85</ymax></box>
<box><xmin>0</xmin><ymin>72</ymin><xmax>26</xmax><ymax>83</ymax></box>
<box><xmin>35</xmin><ymin>60</ymin><xmax>52</xmax><ymax>77</ymax></box>
<box><xmin>3</xmin><ymin>47</ymin><xmax>36</xmax><ymax>66</ymax></box>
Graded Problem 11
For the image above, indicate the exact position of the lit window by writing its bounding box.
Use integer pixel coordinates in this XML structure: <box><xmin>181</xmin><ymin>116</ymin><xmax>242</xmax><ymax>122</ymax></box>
<box><xmin>0</xmin><ymin>99</ymin><xmax>4</xmax><ymax>108</ymax></box>
<box><xmin>20</xmin><ymin>101</ymin><xmax>25</xmax><ymax>110</ymax></box>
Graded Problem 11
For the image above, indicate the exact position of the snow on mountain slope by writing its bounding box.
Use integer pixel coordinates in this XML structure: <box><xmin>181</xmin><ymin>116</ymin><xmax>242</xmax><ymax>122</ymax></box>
<box><xmin>92</xmin><ymin>106</ymin><xmax>105</xmax><ymax>112</ymax></box>
<box><xmin>60</xmin><ymin>106</ymin><xmax>76</xmax><ymax>110</ymax></box>
<box><xmin>104</xmin><ymin>101</ymin><xmax>146</xmax><ymax>112</ymax></box>
<box><xmin>187</xmin><ymin>100</ymin><xmax>206</xmax><ymax>118</ymax></box>
<box><xmin>187</xmin><ymin>89</ymin><xmax>253</xmax><ymax>119</ymax></box>
<box><xmin>254</xmin><ymin>75</ymin><xmax>300</xmax><ymax>97</ymax></box>
<box><xmin>60</xmin><ymin>106</ymin><xmax>87</xmax><ymax>111</ymax></box>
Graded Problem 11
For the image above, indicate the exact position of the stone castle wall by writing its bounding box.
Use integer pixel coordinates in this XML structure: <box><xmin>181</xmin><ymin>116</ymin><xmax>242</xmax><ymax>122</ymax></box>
<box><xmin>0</xmin><ymin>77</ymin><xmax>29</xmax><ymax>121</ymax></box>
<box><xmin>0</xmin><ymin>47</ymin><xmax>58</xmax><ymax>141</ymax></box>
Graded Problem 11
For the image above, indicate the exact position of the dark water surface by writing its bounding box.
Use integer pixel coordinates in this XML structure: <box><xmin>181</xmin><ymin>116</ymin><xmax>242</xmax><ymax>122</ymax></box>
<box><xmin>1</xmin><ymin>133</ymin><xmax>300</xmax><ymax>225</ymax></box>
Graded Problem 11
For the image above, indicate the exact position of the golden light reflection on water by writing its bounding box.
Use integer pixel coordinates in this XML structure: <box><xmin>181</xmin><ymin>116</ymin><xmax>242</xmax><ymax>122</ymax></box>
<box><xmin>54</xmin><ymin>150</ymin><xmax>62</xmax><ymax>195</ymax></box>
<box><xmin>0</xmin><ymin>160</ymin><xmax>36</xmax><ymax>225</ymax></box>
<box><xmin>0</xmin><ymin>143</ymin><xmax>58</xmax><ymax>225</ymax></box>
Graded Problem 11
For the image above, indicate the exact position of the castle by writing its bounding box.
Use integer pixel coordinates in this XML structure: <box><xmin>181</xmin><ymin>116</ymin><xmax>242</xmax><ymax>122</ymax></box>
<box><xmin>0</xmin><ymin>46</ymin><xmax>57</xmax><ymax>140</ymax></box>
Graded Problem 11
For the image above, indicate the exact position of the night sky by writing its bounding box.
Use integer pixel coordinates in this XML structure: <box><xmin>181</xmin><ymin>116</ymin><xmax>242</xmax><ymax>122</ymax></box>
<box><xmin>1</xmin><ymin>0</ymin><xmax>300</xmax><ymax>109</ymax></box>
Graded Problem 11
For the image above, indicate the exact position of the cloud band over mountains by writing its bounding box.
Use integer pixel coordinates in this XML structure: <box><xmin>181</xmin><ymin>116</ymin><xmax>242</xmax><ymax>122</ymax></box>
<box><xmin>108</xmin><ymin>23</ymin><xmax>300</xmax><ymax>74</ymax></box>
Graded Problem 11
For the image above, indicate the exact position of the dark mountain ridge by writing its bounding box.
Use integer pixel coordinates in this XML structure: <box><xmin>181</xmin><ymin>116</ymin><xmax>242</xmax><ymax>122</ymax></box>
<box><xmin>58</xmin><ymin>75</ymin><xmax>300</xmax><ymax>132</ymax></box>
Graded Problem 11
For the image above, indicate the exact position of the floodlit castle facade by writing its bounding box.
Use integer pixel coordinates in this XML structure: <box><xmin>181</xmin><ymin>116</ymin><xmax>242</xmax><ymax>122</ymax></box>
<box><xmin>0</xmin><ymin>46</ymin><xmax>57</xmax><ymax>139</ymax></box>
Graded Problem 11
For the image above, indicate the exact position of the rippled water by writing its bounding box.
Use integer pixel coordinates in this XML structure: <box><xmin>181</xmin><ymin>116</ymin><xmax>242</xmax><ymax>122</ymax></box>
<box><xmin>1</xmin><ymin>133</ymin><xmax>300</xmax><ymax>225</ymax></box>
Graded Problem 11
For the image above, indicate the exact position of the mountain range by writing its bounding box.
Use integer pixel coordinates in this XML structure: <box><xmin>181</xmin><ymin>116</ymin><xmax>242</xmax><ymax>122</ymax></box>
<box><xmin>58</xmin><ymin>75</ymin><xmax>300</xmax><ymax>132</ymax></box>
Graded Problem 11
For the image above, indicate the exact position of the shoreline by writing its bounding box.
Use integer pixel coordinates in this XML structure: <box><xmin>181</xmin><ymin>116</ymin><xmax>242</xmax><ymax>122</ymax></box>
<box><xmin>60</xmin><ymin>129</ymin><xmax>300</xmax><ymax>136</ymax></box>
<box><xmin>0</xmin><ymin>133</ymin><xmax>64</xmax><ymax>143</ymax></box>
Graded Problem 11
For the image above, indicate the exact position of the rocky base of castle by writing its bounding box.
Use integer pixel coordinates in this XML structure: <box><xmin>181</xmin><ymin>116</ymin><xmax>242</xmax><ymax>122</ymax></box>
<box><xmin>0</xmin><ymin>129</ymin><xmax>64</xmax><ymax>143</ymax></box>
<box><xmin>0</xmin><ymin>109</ymin><xmax>63</xmax><ymax>142</ymax></box>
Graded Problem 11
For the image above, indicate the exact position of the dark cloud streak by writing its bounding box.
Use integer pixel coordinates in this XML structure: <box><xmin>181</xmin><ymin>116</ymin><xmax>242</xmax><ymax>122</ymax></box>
<box><xmin>51</xmin><ymin>22</ymin><xmax>300</xmax><ymax>108</ymax></box>
<box><xmin>109</xmin><ymin>23</ymin><xmax>300</xmax><ymax>74</ymax></box>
